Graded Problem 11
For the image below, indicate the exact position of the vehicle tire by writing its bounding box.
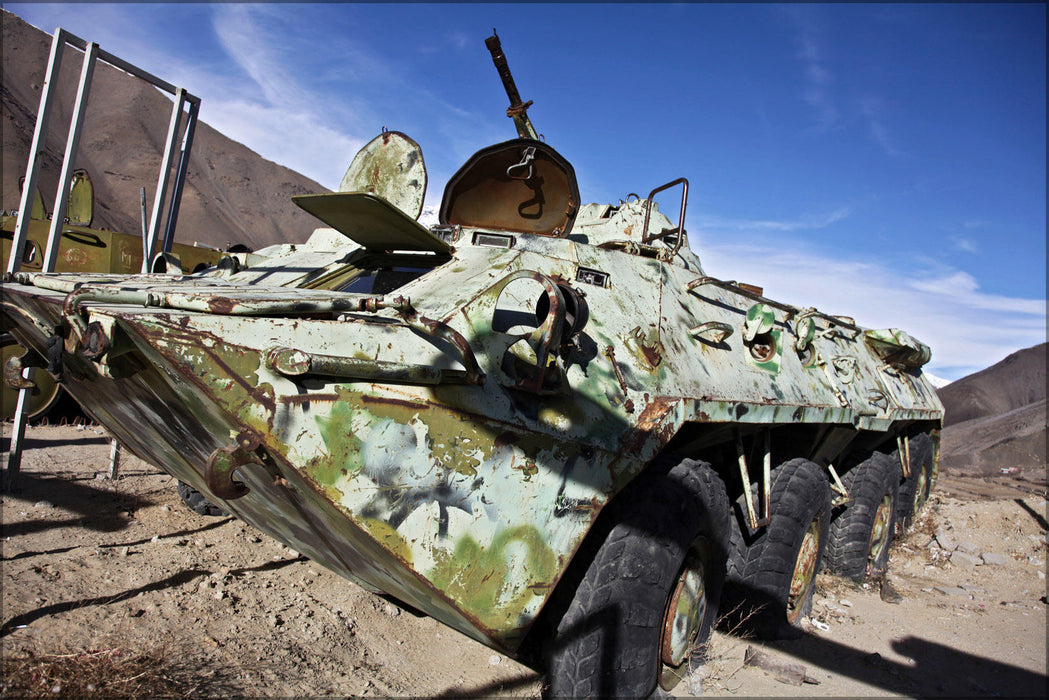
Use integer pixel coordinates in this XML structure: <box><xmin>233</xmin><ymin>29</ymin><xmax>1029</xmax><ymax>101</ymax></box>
<box><xmin>723</xmin><ymin>458</ymin><xmax>831</xmax><ymax>638</ymax></box>
<box><xmin>892</xmin><ymin>433</ymin><xmax>934</xmax><ymax>532</ymax></box>
<box><xmin>176</xmin><ymin>481</ymin><xmax>227</xmax><ymax>517</ymax></box>
<box><xmin>824</xmin><ymin>452</ymin><xmax>900</xmax><ymax>581</ymax></box>
<box><xmin>542</xmin><ymin>458</ymin><xmax>731</xmax><ymax>698</ymax></box>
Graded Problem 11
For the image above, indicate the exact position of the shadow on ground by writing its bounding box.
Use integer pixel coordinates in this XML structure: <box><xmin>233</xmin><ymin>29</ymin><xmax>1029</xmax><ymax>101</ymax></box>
<box><xmin>0</xmin><ymin>470</ymin><xmax>157</xmax><ymax>536</ymax></box>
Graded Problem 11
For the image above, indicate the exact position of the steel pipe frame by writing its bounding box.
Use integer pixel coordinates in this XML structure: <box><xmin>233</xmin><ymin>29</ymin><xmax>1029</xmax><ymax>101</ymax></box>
<box><xmin>3</xmin><ymin>26</ymin><xmax>200</xmax><ymax>487</ymax></box>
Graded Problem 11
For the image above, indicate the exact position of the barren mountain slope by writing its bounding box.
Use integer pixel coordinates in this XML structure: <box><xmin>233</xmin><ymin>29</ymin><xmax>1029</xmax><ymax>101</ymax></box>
<box><xmin>937</xmin><ymin>343</ymin><xmax>1047</xmax><ymax>480</ymax></box>
<box><xmin>937</xmin><ymin>343</ymin><xmax>1046</xmax><ymax>427</ymax></box>
<box><xmin>1</xmin><ymin>9</ymin><xmax>327</xmax><ymax>251</ymax></box>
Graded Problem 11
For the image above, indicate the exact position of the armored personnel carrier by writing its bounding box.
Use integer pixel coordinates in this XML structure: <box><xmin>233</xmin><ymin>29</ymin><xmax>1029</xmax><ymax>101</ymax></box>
<box><xmin>1</xmin><ymin>35</ymin><xmax>942</xmax><ymax>696</ymax></box>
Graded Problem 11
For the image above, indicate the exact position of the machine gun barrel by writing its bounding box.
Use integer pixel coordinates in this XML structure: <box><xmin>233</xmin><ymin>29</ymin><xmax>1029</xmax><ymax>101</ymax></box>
<box><xmin>485</xmin><ymin>33</ymin><xmax>538</xmax><ymax>140</ymax></box>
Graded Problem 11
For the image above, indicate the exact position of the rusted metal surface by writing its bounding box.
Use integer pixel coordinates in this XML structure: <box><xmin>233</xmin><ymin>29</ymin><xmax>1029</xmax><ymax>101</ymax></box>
<box><xmin>485</xmin><ymin>32</ymin><xmax>537</xmax><ymax>141</ymax></box>
<box><xmin>868</xmin><ymin>494</ymin><xmax>894</xmax><ymax>574</ymax></box>
<box><xmin>787</xmin><ymin>519</ymin><xmax>821</xmax><ymax>623</ymax></box>
<box><xmin>0</xmin><ymin>34</ymin><xmax>944</xmax><ymax>664</ymax></box>
<box><xmin>339</xmin><ymin>130</ymin><xmax>427</xmax><ymax>221</ymax></box>
<box><xmin>661</xmin><ymin>556</ymin><xmax>707</xmax><ymax>667</ymax></box>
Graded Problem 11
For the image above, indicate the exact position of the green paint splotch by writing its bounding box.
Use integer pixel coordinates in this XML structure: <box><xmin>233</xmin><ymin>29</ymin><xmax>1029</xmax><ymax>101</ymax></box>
<box><xmin>311</xmin><ymin>400</ymin><xmax>365</xmax><ymax>488</ymax></box>
<box><xmin>430</xmin><ymin>525</ymin><xmax>556</xmax><ymax>630</ymax></box>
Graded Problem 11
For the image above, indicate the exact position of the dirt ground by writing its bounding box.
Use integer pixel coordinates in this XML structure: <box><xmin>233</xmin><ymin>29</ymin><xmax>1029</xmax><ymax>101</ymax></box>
<box><xmin>3</xmin><ymin>423</ymin><xmax>1047</xmax><ymax>697</ymax></box>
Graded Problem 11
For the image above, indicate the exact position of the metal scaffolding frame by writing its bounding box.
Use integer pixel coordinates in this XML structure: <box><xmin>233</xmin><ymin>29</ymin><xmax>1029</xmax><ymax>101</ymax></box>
<box><xmin>3</xmin><ymin>27</ymin><xmax>201</xmax><ymax>488</ymax></box>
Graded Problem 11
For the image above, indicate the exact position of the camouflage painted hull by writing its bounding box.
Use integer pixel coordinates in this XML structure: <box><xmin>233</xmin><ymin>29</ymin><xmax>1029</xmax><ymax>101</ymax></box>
<box><xmin>2</xmin><ymin>211</ymin><xmax>943</xmax><ymax>654</ymax></box>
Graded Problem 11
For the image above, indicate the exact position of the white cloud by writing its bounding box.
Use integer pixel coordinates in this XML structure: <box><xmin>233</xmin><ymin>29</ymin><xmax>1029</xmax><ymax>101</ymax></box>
<box><xmin>696</xmin><ymin>207</ymin><xmax>851</xmax><ymax>233</ymax></box>
<box><xmin>692</xmin><ymin>229</ymin><xmax>1046</xmax><ymax>381</ymax></box>
<box><xmin>948</xmin><ymin>236</ymin><xmax>980</xmax><ymax>254</ymax></box>
<box><xmin>201</xmin><ymin>6</ymin><xmax>367</xmax><ymax>188</ymax></box>
<box><xmin>782</xmin><ymin>7</ymin><xmax>839</xmax><ymax>131</ymax></box>
<box><xmin>859</xmin><ymin>96</ymin><xmax>903</xmax><ymax>157</ymax></box>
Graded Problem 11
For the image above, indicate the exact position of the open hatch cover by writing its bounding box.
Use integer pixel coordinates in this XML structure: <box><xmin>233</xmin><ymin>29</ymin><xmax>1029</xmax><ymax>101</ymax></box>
<box><xmin>293</xmin><ymin>192</ymin><xmax>451</xmax><ymax>254</ymax></box>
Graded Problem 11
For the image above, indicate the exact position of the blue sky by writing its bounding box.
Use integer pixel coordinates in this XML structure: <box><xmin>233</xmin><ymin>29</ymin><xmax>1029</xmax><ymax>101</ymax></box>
<box><xmin>7</xmin><ymin>3</ymin><xmax>1046</xmax><ymax>381</ymax></box>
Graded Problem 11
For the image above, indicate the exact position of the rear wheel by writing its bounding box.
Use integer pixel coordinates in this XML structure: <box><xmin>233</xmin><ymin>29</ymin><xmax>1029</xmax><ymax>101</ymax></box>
<box><xmin>825</xmin><ymin>452</ymin><xmax>899</xmax><ymax>581</ymax></box>
<box><xmin>542</xmin><ymin>458</ymin><xmax>730</xmax><ymax>697</ymax></box>
<box><xmin>893</xmin><ymin>433</ymin><xmax>934</xmax><ymax>531</ymax></box>
<box><xmin>724</xmin><ymin>458</ymin><xmax>831</xmax><ymax>637</ymax></box>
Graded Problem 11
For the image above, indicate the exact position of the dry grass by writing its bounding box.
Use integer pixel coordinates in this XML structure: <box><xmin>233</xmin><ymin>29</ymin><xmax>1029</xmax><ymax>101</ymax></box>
<box><xmin>680</xmin><ymin>602</ymin><xmax>763</xmax><ymax>694</ymax></box>
<box><xmin>0</xmin><ymin>644</ymin><xmax>230</xmax><ymax>699</ymax></box>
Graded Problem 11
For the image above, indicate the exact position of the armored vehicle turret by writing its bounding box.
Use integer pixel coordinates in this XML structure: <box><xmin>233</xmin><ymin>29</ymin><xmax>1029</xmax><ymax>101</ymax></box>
<box><xmin>2</xmin><ymin>34</ymin><xmax>942</xmax><ymax>697</ymax></box>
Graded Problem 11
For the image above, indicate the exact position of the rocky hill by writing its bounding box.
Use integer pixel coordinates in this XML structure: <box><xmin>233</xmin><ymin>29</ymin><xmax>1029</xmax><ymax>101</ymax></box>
<box><xmin>1</xmin><ymin>9</ymin><xmax>326</xmax><ymax>251</ymax></box>
<box><xmin>938</xmin><ymin>343</ymin><xmax>1046</xmax><ymax>477</ymax></box>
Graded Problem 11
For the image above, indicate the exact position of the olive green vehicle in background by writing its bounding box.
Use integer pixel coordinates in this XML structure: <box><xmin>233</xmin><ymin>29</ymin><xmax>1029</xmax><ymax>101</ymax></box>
<box><xmin>1</xmin><ymin>35</ymin><xmax>943</xmax><ymax>697</ymax></box>
<box><xmin>1</xmin><ymin>171</ymin><xmax>230</xmax><ymax>420</ymax></box>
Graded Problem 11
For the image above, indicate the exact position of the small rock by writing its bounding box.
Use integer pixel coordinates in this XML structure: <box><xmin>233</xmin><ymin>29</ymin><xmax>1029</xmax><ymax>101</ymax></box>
<box><xmin>911</xmin><ymin>533</ymin><xmax>933</xmax><ymax>548</ymax></box>
<box><xmin>980</xmin><ymin>552</ymin><xmax>1009</xmax><ymax>566</ymax></box>
<box><xmin>950</xmin><ymin>551</ymin><xmax>979</xmax><ymax>570</ymax></box>
<box><xmin>936</xmin><ymin>527</ymin><xmax>958</xmax><ymax>552</ymax></box>
<box><xmin>839</xmin><ymin>599</ymin><xmax>853</xmax><ymax>607</ymax></box>
<box><xmin>50</xmin><ymin>683</ymin><xmax>61</xmax><ymax>694</ymax></box>
<box><xmin>956</xmin><ymin>541</ymin><xmax>981</xmax><ymax>555</ymax></box>
<box><xmin>213</xmin><ymin>590</ymin><xmax>226</xmax><ymax>600</ymax></box>
<box><xmin>383</xmin><ymin>603</ymin><xmax>400</xmax><ymax>617</ymax></box>
<box><xmin>162</xmin><ymin>505</ymin><xmax>171</xmax><ymax>511</ymax></box>
<box><xmin>119</xmin><ymin>546</ymin><xmax>130</xmax><ymax>557</ymax></box>
<box><xmin>34</xmin><ymin>500</ymin><xmax>52</xmax><ymax>509</ymax></box>
<box><xmin>934</xmin><ymin>586</ymin><xmax>969</xmax><ymax>597</ymax></box>
<box><xmin>150</xmin><ymin>535</ymin><xmax>160</xmax><ymax>543</ymax></box>
<box><xmin>1037</xmin><ymin>571</ymin><xmax>1045</xmax><ymax>580</ymax></box>
<box><xmin>488</xmin><ymin>654</ymin><xmax>501</xmax><ymax>666</ymax></box>
<box><xmin>880</xmin><ymin>581</ymin><xmax>904</xmax><ymax>604</ymax></box>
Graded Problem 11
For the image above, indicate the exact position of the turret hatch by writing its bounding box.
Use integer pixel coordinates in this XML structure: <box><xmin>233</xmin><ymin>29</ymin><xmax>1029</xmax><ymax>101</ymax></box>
<box><xmin>440</xmin><ymin>139</ymin><xmax>579</xmax><ymax>238</ymax></box>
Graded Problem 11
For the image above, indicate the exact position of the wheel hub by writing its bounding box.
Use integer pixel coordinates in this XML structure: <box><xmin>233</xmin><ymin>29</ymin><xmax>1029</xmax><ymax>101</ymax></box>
<box><xmin>868</xmin><ymin>494</ymin><xmax>893</xmax><ymax>571</ymax></box>
<box><xmin>913</xmin><ymin>468</ymin><xmax>929</xmax><ymax>514</ymax></box>
<box><xmin>787</xmin><ymin>519</ymin><xmax>820</xmax><ymax>622</ymax></box>
<box><xmin>660</xmin><ymin>554</ymin><xmax>707</xmax><ymax>668</ymax></box>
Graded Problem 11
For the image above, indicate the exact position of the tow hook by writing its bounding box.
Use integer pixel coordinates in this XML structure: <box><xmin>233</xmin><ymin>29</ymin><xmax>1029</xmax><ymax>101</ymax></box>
<box><xmin>205</xmin><ymin>431</ymin><xmax>265</xmax><ymax>500</ymax></box>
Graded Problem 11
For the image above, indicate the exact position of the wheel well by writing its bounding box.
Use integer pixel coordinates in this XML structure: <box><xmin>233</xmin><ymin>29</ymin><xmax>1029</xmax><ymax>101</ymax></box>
<box><xmin>661</xmin><ymin>420</ymin><xmax>941</xmax><ymax>501</ymax></box>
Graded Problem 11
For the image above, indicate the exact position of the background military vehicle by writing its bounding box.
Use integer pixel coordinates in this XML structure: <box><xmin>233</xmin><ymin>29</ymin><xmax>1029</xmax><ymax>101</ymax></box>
<box><xmin>2</xmin><ymin>171</ymin><xmax>228</xmax><ymax>420</ymax></box>
<box><xmin>1</xmin><ymin>34</ymin><xmax>943</xmax><ymax>696</ymax></box>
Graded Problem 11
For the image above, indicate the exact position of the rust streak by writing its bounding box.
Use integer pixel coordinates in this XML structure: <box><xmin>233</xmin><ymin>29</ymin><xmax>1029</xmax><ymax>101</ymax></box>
<box><xmin>281</xmin><ymin>393</ymin><xmax>340</xmax><ymax>405</ymax></box>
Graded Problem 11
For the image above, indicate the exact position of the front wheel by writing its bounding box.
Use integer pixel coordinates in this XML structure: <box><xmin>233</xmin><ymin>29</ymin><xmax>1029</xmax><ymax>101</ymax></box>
<box><xmin>542</xmin><ymin>458</ymin><xmax>731</xmax><ymax>697</ymax></box>
<box><xmin>176</xmin><ymin>481</ymin><xmax>227</xmax><ymax>517</ymax></box>
<box><xmin>824</xmin><ymin>452</ymin><xmax>900</xmax><ymax>581</ymax></box>
<box><xmin>723</xmin><ymin>458</ymin><xmax>831</xmax><ymax>637</ymax></box>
